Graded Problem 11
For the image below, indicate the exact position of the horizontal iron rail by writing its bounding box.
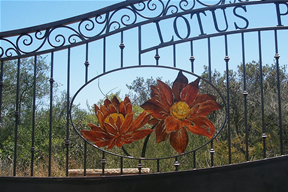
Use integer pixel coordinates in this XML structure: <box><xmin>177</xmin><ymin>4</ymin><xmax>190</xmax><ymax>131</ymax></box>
<box><xmin>0</xmin><ymin>0</ymin><xmax>286</xmax><ymax>37</ymax></box>
<box><xmin>0</xmin><ymin>0</ymin><xmax>144</xmax><ymax>37</ymax></box>
<box><xmin>1</xmin><ymin>25</ymin><xmax>288</xmax><ymax>61</ymax></box>
<box><xmin>140</xmin><ymin>26</ymin><xmax>288</xmax><ymax>53</ymax></box>
<box><xmin>1</xmin><ymin>0</ymin><xmax>288</xmax><ymax>60</ymax></box>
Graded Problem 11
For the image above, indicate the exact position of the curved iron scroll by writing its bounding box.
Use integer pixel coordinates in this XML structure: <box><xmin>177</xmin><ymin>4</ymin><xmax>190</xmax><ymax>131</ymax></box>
<box><xmin>0</xmin><ymin>0</ymin><xmax>270</xmax><ymax>59</ymax></box>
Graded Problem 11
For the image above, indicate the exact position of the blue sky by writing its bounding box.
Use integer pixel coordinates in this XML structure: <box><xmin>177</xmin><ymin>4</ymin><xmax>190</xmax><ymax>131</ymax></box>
<box><xmin>1</xmin><ymin>0</ymin><xmax>124</xmax><ymax>32</ymax></box>
<box><xmin>1</xmin><ymin>0</ymin><xmax>288</xmax><ymax>110</ymax></box>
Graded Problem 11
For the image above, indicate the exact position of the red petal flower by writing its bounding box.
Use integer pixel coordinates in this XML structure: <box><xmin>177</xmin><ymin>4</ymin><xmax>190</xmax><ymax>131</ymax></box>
<box><xmin>81</xmin><ymin>96</ymin><xmax>153</xmax><ymax>150</ymax></box>
<box><xmin>172</xmin><ymin>71</ymin><xmax>188</xmax><ymax>102</ymax></box>
<box><xmin>141</xmin><ymin>71</ymin><xmax>221</xmax><ymax>153</ymax></box>
<box><xmin>155</xmin><ymin>120</ymin><xmax>169</xmax><ymax>143</ymax></box>
<box><xmin>169</xmin><ymin>128</ymin><xmax>188</xmax><ymax>154</ymax></box>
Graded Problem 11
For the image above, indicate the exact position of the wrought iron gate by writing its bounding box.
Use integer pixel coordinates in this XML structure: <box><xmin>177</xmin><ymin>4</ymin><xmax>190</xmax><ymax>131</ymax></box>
<box><xmin>0</xmin><ymin>0</ymin><xmax>288</xmax><ymax>182</ymax></box>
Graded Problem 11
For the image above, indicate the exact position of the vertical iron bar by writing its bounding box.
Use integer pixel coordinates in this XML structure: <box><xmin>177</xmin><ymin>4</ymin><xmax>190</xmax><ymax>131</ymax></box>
<box><xmin>138</xmin><ymin>26</ymin><xmax>141</xmax><ymax>65</ymax></box>
<box><xmin>30</xmin><ymin>56</ymin><xmax>37</xmax><ymax>176</ymax></box>
<box><xmin>208</xmin><ymin>37</ymin><xmax>214</xmax><ymax>167</ymax></box>
<box><xmin>224</xmin><ymin>35</ymin><xmax>231</xmax><ymax>164</ymax></box>
<box><xmin>241</xmin><ymin>32</ymin><xmax>249</xmax><ymax>161</ymax></box>
<box><xmin>48</xmin><ymin>52</ymin><xmax>54</xmax><ymax>177</ymax></box>
<box><xmin>174</xmin><ymin>157</ymin><xmax>179</xmax><ymax>171</ymax></box>
<box><xmin>258</xmin><ymin>31</ymin><xmax>267</xmax><ymax>158</ymax></box>
<box><xmin>155</xmin><ymin>49</ymin><xmax>160</xmax><ymax>65</ymax></box>
<box><xmin>65</xmin><ymin>48</ymin><xmax>71</xmax><ymax>176</ymax></box>
<box><xmin>138</xmin><ymin>159</ymin><xmax>142</xmax><ymax>174</ymax></box>
<box><xmin>190</xmin><ymin>41</ymin><xmax>195</xmax><ymax>73</ymax></box>
<box><xmin>85</xmin><ymin>43</ymin><xmax>89</xmax><ymax>83</ymax></box>
<box><xmin>208</xmin><ymin>37</ymin><xmax>212</xmax><ymax>82</ymax></box>
<box><xmin>157</xmin><ymin>159</ymin><xmax>160</xmax><ymax>173</ymax></box>
<box><xmin>0</xmin><ymin>59</ymin><xmax>3</xmax><ymax>169</ymax></box>
<box><xmin>274</xmin><ymin>30</ymin><xmax>283</xmax><ymax>155</ymax></box>
<box><xmin>101</xmin><ymin>151</ymin><xmax>106</xmax><ymax>175</ymax></box>
<box><xmin>120</xmin><ymin>157</ymin><xmax>123</xmax><ymax>175</ymax></box>
<box><xmin>103</xmin><ymin>37</ymin><xmax>106</xmax><ymax>73</ymax></box>
<box><xmin>0</xmin><ymin>60</ymin><xmax>4</xmax><ymax>131</ymax></box>
<box><xmin>13</xmin><ymin>58</ymin><xmax>21</xmax><ymax>176</ymax></box>
<box><xmin>193</xmin><ymin>151</ymin><xmax>196</xmax><ymax>169</ymax></box>
<box><xmin>120</xmin><ymin>31</ymin><xmax>125</xmax><ymax>68</ymax></box>
<box><xmin>173</xmin><ymin>44</ymin><xmax>176</xmax><ymax>67</ymax></box>
<box><xmin>0</xmin><ymin>60</ymin><xmax>3</xmax><ymax>173</ymax></box>
<box><xmin>84</xmin><ymin>43</ymin><xmax>90</xmax><ymax>176</ymax></box>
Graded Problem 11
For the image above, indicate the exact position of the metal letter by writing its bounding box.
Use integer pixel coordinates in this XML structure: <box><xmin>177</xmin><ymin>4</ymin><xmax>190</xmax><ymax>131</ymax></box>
<box><xmin>173</xmin><ymin>16</ymin><xmax>191</xmax><ymax>39</ymax></box>
<box><xmin>154</xmin><ymin>21</ymin><xmax>174</xmax><ymax>45</ymax></box>
<box><xmin>275</xmin><ymin>3</ymin><xmax>288</xmax><ymax>26</ymax></box>
<box><xmin>233</xmin><ymin>6</ymin><xmax>249</xmax><ymax>29</ymax></box>
<box><xmin>191</xmin><ymin>11</ymin><xmax>207</xmax><ymax>35</ymax></box>
<box><xmin>210</xmin><ymin>8</ymin><xmax>229</xmax><ymax>32</ymax></box>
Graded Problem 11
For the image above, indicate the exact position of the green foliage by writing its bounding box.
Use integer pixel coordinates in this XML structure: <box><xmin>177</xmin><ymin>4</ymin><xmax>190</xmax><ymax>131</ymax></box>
<box><xmin>1</xmin><ymin>59</ymin><xmax>288</xmax><ymax>176</ymax></box>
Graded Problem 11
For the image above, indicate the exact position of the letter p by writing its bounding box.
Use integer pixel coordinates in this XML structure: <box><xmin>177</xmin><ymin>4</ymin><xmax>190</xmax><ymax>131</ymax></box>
<box><xmin>276</xmin><ymin>3</ymin><xmax>288</xmax><ymax>26</ymax></box>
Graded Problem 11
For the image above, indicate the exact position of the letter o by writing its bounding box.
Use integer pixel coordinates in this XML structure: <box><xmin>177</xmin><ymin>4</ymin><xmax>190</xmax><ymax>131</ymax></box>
<box><xmin>173</xmin><ymin>16</ymin><xmax>191</xmax><ymax>39</ymax></box>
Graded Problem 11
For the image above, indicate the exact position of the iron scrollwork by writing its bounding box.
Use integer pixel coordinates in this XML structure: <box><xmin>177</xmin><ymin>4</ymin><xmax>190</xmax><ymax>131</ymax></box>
<box><xmin>0</xmin><ymin>0</ymin><xmax>255</xmax><ymax>58</ymax></box>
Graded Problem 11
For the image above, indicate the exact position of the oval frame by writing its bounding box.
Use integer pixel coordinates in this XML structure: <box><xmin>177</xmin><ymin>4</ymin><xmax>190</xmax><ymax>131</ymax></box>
<box><xmin>70</xmin><ymin>65</ymin><xmax>227</xmax><ymax>160</ymax></box>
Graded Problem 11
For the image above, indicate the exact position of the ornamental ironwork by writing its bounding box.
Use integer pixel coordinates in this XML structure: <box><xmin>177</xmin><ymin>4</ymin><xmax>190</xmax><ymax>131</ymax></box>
<box><xmin>2</xmin><ymin>0</ymin><xmax>288</xmax><ymax>59</ymax></box>
<box><xmin>1</xmin><ymin>0</ymin><xmax>288</xmax><ymax>178</ymax></box>
<box><xmin>71</xmin><ymin>66</ymin><xmax>226</xmax><ymax>159</ymax></box>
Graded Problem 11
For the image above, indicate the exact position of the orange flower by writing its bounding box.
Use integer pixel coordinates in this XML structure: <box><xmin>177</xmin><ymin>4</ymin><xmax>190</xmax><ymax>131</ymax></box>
<box><xmin>81</xmin><ymin>96</ymin><xmax>153</xmax><ymax>150</ymax></box>
<box><xmin>141</xmin><ymin>71</ymin><xmax>221</xmax><ymax>153</ymax></box>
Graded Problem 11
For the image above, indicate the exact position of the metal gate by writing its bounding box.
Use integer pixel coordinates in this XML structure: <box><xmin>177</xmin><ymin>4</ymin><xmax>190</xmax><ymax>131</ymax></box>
<box><xmin>0</xmin><ymin>0</ymin><xmax>288</xmax><ymax>183</ymax></box>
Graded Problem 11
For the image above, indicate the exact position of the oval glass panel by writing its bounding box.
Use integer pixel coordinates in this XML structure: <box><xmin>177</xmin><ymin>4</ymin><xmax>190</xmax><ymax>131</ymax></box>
<box><xmin>70</xmin><ymin>66</ymin><xmax>226</xmax><ymax>159</ymax></box>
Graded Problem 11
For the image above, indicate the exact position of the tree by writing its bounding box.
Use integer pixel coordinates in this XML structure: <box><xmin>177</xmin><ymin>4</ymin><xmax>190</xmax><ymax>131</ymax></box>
<box><xmin>126</xmin><ymin>76</ymin><xmax>172</xmax><ymax>106</ymax></box>
<box><xmin>0</xmin><ymin>56</ymin><xmax>53</xmax><ymax>175</ymax></box>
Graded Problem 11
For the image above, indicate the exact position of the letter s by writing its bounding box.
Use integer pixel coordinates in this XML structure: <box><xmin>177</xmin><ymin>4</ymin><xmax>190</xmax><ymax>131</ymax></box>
<box><xmin>233</xmin><ymin>6</ymin><xmax>249</xmax><ymax>29</ymax></box>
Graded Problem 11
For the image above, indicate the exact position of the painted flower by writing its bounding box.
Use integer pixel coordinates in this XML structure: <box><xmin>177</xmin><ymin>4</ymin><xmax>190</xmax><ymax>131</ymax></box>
<box><xmin>141</xmin><ymin>71</ymin><xmax>221</xmax><ymax>153</ymax></box>
<box><xmin>81</xmin><ymin>96</ymin><xmax>153</xmax><ymax>150</ymax></box>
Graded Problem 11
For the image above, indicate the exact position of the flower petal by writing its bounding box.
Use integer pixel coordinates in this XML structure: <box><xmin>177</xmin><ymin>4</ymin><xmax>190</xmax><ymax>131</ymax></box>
<box><xmin>124</xmin><ymin>97</ymin><xmax>132</xmax><ymax>114</ymax></box>
<box><xmin>116</xmin><ymin>115</ymin><xmax>123</xmax><ymax>128</ymax></box>
<box><xmin>148</xmin><ymin>118</ymin><xmax>160</xmax><ymax>125</ymax></box>
<box><xmin>172</xmin><ymin>71</ymin><xmax>188</xmax><ymax>102</ymax></box>
<box><xmin>119</xmin><ymin>102</ymin><xmax>126</xmax><ymax>115</ymax></box>
<box><xmin>193</xmin><ymin>94</ymin><xmax>217</xmax><ymax>104</ymax></box>
<box><xmin>150</xmin><ymin>85</ymin><xmax>160</xmax><ymax>98</ymax></box>
<box><xmin>108</xmin><ymin>103</ymin><xmax>117</xmax><ymax>114</ymax></box>
<box><xmin>94</xmin><ymin>104</ymin><xmax>100</xmax><ymax>114</ymax></box>
<box><xmin>165</xmin><ymin>116</ymin><xmax>182</xmax><ymax>132</ymax></box>
<box><xmin>112</xmin><ymin>96</ymin><xmax>120</xmax><ymax>111</ymax></box>
<box><xmin>103</xmin><ymin>122</ymin><xmax>118</xmax><ymax>135</ymax></box>
<box><xmin>169</xmin><ymin>128</ymin><xmax>188</xmax><ymax>153</ymax></box>
<box><xmin>97</xmin><ymin>110</ymin><xmax>105</xmax><ymax>127</ymax></box>
<box><xmin>155</xmin><ymin>120</ymin><xmax>169</xmax><ymax>143</ymax></box>
<box><xmin>141</xmin><ymin>100</ymin><xmax>169</xmax><ymax>119</ymax></box>
<box><xmin>81</xmin><ymin>130</ymin><xmax>109</xmax><ymax>143</ymax></box>
<box><xmin>119</xmin><ymin>97</ymin><xmax>132</xmax><ymax>115</ymax></box>
<box><xmin>187</xmin><ymin>117</ymin><xmax>215</xmax><ymax>138</ymax></box>
<box><xmin>131</xmin><ymin>129</ymin><xmax>154</xmax><ymax>141</ymax></box>
<box><xmin>180</xmin><ymin>78</ymin><xmax>200</xmax><ymax>106</ymax></box>
<box><xmin>104</xmin><ymin>98</ymin><xmax>112</xmax><ymax>108</ymax></box>
<box><xmin>130</xmin><ymin>111</ymin><xmax>151</xmax><ymax>131</ymax></box>
<box><xmin>95</xmin><ymin>140</ymin><xmax>112</xmax><ymax>148</ymax></box>
<box><xmin>120</xmin><ymin>112</ymin><xmax>134</xmax><ymax>134</ymax></box>
<box><xmin>156</xmin><ymin>80</ymin><xmax>173</xmax><ymax>110</ymax></box>
<box><xmin>192</xmin><ymin>100</ymin><xmax>222</xmax><ymax>117</ymax></box>
<box><xmin>100</xmin><ymin>104</ymin><xmax>110</xmax><ymax>117</ymax></box>
<box><xmin>107</xmin><ymin>139</ymin><xmax>116</xmax><ymax>150</ymax></box>
<box><xmin>87</xmin><ymin>123</ymin><xmax>105</xmax><ymax>132</ymax></box>
<box><xmin>115</xmin><ymin>137</ymin><xmax>123</xmax><ymax>148</ymax></box>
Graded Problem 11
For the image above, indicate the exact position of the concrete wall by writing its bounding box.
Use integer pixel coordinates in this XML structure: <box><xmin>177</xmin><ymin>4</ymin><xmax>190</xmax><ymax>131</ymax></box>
<box><xmin>1</xmin><ymin>155</ymin><xmax>288</xmax><ymax>192</ymax></box>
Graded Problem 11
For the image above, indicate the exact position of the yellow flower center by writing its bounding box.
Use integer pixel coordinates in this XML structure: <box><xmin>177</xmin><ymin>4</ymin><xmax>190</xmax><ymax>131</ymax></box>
<box><xmin>170</xmin><ymin>101</ymin><xmax>191</xmax><ymax>120</ymax></box>
<box><xmin>104</xmin><ymin>113</ymin><xmax>125</xmax><ymax>124</ymax></box>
